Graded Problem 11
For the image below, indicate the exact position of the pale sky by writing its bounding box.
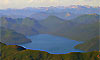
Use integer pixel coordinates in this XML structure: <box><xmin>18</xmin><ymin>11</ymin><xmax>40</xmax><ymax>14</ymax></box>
<box><xmin>0</xmin><ymin>0</ymin><xmax>100</xmax><ymax>9</ymax></box>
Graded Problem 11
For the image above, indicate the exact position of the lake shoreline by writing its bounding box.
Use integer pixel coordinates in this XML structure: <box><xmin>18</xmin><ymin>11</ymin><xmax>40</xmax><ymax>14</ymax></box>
<box><xmin>20</xmin><ymin>34</ymin><xmax>85</xmax><ymax>54</ymax></box>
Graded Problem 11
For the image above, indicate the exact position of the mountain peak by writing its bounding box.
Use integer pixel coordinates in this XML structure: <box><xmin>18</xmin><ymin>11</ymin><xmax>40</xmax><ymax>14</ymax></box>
<box><xmin>44</xmin><ymin>15</ymin><xmax>63</xmax><ymax>21</ymax></box>
<box><xmin>88</xmin><ymin>13</ymin><xmax>99</xmax><ymax>16</ymax></box>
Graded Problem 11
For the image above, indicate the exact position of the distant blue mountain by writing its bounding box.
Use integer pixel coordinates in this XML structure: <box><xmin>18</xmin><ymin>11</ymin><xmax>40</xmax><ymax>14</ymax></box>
<box><xmin>0</xmin><ymin>5</ymin><xmax>99</xmax><ymax>20</ymax></box>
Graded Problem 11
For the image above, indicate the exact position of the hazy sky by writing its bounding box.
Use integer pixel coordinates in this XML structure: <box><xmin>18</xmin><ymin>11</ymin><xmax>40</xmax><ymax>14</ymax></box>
<box><xmin>0</xmin><ymin>0</ymin><xmax>99</xmax><ymax>9</ymax></box>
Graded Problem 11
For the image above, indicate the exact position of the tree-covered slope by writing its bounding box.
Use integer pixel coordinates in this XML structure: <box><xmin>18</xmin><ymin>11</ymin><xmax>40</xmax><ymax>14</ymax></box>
<box><xmin>0</xmin><ymin>27</ymin><xmax>31</xmax><ymax>44</ymax></box>
<box><xmin>0</xmin><ymin>14</ymin><xmax>99</xmax><ymax>41</ymax></box>
<box><xmin>39</xmin><ymin>15</ymin><xmax>64</xmax><ymax>33</ymax></box>
<box><xmin>46</xmin><ymin>14</ymin><xmax>100</xmax><ymax>41</ymax></box>
<box><xmin>69</xmin><ymin>14</ymin><xmax>99</xmax><ymax>24</ymax></box>
<box><xmin>75</xmin><ymin>36</ymin><xmax>100</xmax><ymax>51</ymax></box>
<box><xmin>0</xmin><ymin>42</ymin><xmax>99</xmax><ymax>60</ymax></box>
<box><xmin>0</xmin><ymin>17</ymin><xmax>41</xmax><ymax>35</ymax></box>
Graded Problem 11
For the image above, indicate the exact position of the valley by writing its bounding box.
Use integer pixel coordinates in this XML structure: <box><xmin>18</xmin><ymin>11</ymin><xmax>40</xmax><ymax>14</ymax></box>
<box><xmin>0</xmin><ymin>13</ymin><xmax>99</xmax><ymax>53</ymax></box>
<box><xmin>0</xmin><ymin>6</ymin><xmax>99</xmax><ymax>60</ymax></box>
<box><xmin>0</xmin><ymin>0</ymin><xmax>100</xmax><ymax>60</ymax></box>
<box><xmin>0</xmin><ymin>14</ymin><xmax>99</xmax><ymax>41</ymax></box>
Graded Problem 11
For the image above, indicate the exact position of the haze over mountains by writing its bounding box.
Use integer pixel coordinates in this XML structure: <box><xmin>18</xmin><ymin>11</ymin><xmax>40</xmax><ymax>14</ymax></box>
<box><xmin>0</xmin><ymin>5</ymin><xmax>100</xmax><ymax>20</ymax></box>
<box><xmin>0</xmin><ymin>5</ymin><xmax>100</xmax><ymax>53</ymax></box>
<box><xmin>0</xmin><ymin>13</ymin><xmax>99</xmax><ymax>41</ymax></box>
<box><xmin>40</xmin><ymin>14</ymin><xmax>99</xmax><ymax>41</ymax></box>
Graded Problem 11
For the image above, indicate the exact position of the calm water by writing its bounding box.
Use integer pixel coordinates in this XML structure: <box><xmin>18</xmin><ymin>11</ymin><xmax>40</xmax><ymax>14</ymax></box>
<box><xmin>20</xmin><ymin>34</ymin><xmax>84</xmax><ymax>54</ymax></box>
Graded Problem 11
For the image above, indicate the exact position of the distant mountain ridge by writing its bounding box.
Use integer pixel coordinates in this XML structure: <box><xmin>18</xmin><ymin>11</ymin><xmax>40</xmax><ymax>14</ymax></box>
<box><xmin>0</xmin><ymin>5</ymin><xmax>99</xmax><ymax>20</ymax></box>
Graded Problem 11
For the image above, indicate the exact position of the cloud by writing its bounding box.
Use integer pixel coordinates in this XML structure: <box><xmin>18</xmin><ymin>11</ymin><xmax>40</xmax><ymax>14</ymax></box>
<box><xmin>1</xmin><ymin>0</ymin><xmax>9</xmax><ymax>5</ymax></box>
<box><xmin>4</xmin><ymin>0</ymin><xmax>9</xmax><ymax>4</ymax></box>
<box><xmin>50</xmin><ymin>0</ymin><xmax>56</xmax><ymax>2</ymax></box>
<box><xmin>28</xmin><ymin>0</ymin><xmax>33</xmax><ymax>3</ymax></box>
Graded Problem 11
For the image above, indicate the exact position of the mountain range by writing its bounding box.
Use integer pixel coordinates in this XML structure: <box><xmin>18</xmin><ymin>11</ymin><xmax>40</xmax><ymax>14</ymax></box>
<box><xmin>0</xmin><ymin>14</ymin><xmax>99</xmax><ymax>41</ymax></box>
<box><xmin>0</xmin><ymin>5</ymin><xmax>100</xmax><ymax>60</ymax></box>
<box><xmin>0</xmin><ymin>5</ymin><xmax>100</xmax><ymax>20</ymax></box>
<box><xmin>0</xmin><ymin>13</ymin><xmax>99</xmax><ymax>55</ymax></box>
<box><xmin>39</xmin><ymin>14</ymin><xmax>100</xmax><ymax>41</ymax></box>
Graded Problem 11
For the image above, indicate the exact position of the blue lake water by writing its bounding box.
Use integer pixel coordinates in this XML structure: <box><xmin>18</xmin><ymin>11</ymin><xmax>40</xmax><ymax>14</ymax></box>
<box><xmin>20</xmin><ymin>34</ymin><xmax>84</xmax><ymax>54</ymax></box>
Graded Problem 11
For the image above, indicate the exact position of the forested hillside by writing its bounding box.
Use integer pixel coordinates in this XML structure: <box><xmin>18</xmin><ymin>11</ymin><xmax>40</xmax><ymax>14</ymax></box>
<box><xmin>0</xmin><ymin>42</ymin><xmax>99</xmax><ymax>60</ymax></box>
<box><xmin>75</xmin><ymin>36</ymin><xmax>100</xmax><ymax>51</ymax></box>
<box><xmin>0</xmin><ymin>27</ymin><xmax>31</xmax><ymax>44</ymax></box>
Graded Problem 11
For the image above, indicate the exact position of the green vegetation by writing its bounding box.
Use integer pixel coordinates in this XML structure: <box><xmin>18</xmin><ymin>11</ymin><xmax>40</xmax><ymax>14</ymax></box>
<box><xmin>75</xmin><ymin>36</ymin><xmax>100</xmax><ymax>51</ymax></box>
<box><xmin>0</xmin><ymin>42</ymin><xmax>99</xmax><ymax>60</ymax></box>
<box><xmin>0</xmin><ymin>27</ymin><xmax>31</xmax><ymax>44</ymax></box>
<box><xmin>0</xmin><ymin>17</ymin><xmax>40</xmax><ymax>35</ymax></box>
<box><xmin>40</xmin><ymin>14</ymin><xmax>100</xmax><ymax>41</ymax></box>
<box><xmin>0</xmin><ymin>14</ymin><xmax>100</xmax><ymax>60</ymax></box>
<box><xmin>0</xmin><ymin>14</ymin><xmax>99</xmax><ymax>41</ymax></box>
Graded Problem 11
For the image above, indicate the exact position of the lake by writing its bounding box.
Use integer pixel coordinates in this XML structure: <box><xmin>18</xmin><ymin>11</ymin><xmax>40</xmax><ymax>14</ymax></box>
<box><xmin>20</xmin><ymin>34</ymin><xmax>84</xmax><ymax>54</ymax></box>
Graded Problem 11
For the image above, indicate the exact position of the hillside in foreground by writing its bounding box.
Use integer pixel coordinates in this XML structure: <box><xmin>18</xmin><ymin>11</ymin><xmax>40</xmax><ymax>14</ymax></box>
<box><xmin>75</xmin><ymin>36</ymin><xmax>100</xmax><ymax>51</ymax></box>
<box><xmin>0</xmin><ymin>42</ymin><xmax>99</xmax><ymax>60</ymax></box>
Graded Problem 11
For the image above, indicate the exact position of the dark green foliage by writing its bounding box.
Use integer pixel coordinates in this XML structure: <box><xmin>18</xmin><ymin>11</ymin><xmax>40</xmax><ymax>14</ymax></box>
<box><xmin>0</xmin><ymin>42</ymin><xmax>99</xmax><ymax>60</ymax></box>
<box><xmin>0</xmin><ymin>17</ymin><xmax>40</xmax><ymax>35</ymax></box>
<box><xmin>40</xmin><ymin>14</ymin><xmax>100</xmax><ymax>41</ymax></box>
<box><xmin>0</xmin><ymin>14</ymin><xmax>99</xmax><ymax>41</ymax></box>
<box><xmin>75</xmin><ymin>36</ymin><xmax>100</xmax><ymax>51</ymax></box>
<box><xmin>0</xmin><ymin>27</ymin><xmax>32</xmax><ymax>44</ymax></box>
